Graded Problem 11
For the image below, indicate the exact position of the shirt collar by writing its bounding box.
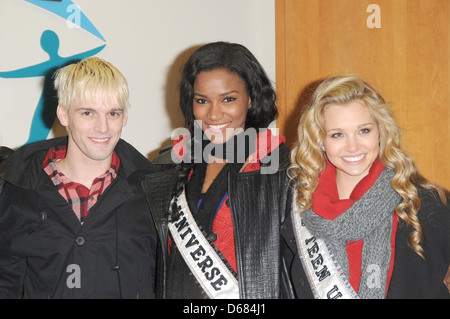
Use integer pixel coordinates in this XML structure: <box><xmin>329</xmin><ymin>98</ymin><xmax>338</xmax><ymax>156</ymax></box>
<box><xmin>42</xmin><ymin>145</ymin><xmax>120</xmax><ymax>179</ymax></box>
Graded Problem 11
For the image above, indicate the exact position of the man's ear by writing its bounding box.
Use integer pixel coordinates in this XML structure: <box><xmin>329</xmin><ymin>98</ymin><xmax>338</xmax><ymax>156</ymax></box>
<box><xmin>122</xmin><ymin>110</ymin><xmax>128</xmax><ymax>127</ymax></box>
<box><xmin>56</xmin><ymin>104</ymin><xmax>68</xmax><ymax>127</ymax></box>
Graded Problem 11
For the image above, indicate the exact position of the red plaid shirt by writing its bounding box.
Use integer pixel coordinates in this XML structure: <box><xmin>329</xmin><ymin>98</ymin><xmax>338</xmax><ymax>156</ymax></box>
<box><xmin>42</xmin><ymin>145</ymin><xmax>120</xmax><ymax>223</ymax></box>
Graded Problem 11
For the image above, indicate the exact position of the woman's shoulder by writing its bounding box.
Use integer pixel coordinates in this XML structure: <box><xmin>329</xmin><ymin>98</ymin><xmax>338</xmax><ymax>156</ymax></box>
<box><xmin>418</xmin><ymin>186</ymin><xmax>449</xmax><ymax>211</ymax></box>
<box><xmin>151</xmin><ymin>146</ymin><xmax>174</xmax><ymax>164</ymax></box>
<box><xmin>416</xmin><ymin>186</ymin><xmax>450</xmax><ymax>230</ymax></box>
<box><xmin>259</xmin><ymin>142</ymin><xmax>291</xmax><ymax>172</ymax></box>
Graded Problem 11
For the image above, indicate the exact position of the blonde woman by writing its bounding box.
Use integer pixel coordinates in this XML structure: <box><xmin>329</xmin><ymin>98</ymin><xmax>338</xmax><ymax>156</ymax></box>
<box><xmin>281</xmin><ymin>75</ymin><xmax>450</xmax><ymax>299</ymax></box>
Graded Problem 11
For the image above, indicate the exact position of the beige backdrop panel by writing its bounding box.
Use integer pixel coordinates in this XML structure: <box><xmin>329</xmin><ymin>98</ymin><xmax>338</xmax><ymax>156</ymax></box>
<box><xmin>276</xmin><ymin>0</ymin><xmax>450</xmax><ymax>189</ymax></box>
<box><xmin>0</xmin><ymin>0</ymin><xmax>276</xmax><ymax>160</ymax></box>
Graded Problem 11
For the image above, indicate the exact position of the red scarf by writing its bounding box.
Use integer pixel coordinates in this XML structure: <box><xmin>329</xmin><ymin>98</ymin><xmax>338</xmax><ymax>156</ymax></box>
<box><xmin>312</xmin><ymin>159</ymin><xmax>398</xmax><ymax>294</ymax></box>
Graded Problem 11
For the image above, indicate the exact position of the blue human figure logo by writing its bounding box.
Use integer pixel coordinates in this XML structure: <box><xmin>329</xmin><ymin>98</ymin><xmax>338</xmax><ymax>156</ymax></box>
<box><xmin>0</xmin><ymin>30</ymin><xmax>105</xmax><ymax>144</ymax></box>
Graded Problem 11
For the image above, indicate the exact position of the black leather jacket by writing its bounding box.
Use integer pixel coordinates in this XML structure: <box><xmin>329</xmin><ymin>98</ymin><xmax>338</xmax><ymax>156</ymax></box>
<box><xmin>143</xmin><ymin>143</ymin><xmax>295</xmax><ymax>299</ymax></box>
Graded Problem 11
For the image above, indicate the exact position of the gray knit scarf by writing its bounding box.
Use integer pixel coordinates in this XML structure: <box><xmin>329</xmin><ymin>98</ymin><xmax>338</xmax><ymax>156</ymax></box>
<box><xmin>301</xmin><ymin>168</ymin><xmax>402</xmax><ymax>299</ymax></box>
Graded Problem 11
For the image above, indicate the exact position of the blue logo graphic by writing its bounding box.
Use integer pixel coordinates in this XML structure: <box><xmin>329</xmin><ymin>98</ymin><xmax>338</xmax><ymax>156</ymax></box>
<box><xmin>0</xmin><ymin>0</ymin><xmax>106</xmax><ymax>145</ymax></box>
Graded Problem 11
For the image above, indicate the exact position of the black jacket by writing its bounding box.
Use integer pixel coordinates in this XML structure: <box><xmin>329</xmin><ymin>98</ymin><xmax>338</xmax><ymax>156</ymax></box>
<box><xmin>143</xmin><ymin>143</ymin><xmax>295</xmax><ymax>299</ymax></box>
<box><xmin>0</xmin><ymin>137</ymin><xmax>157</xmax><ymax>298</ymax></box>
<box><xmin>0</xmin><ymin>146</ymin><xmax>14</xmax><ymax>193</ymax></box>
<box><xmin>281</xmin><ymin>188</ymin><xmax>450</xmax><ymax>299</ymax></box>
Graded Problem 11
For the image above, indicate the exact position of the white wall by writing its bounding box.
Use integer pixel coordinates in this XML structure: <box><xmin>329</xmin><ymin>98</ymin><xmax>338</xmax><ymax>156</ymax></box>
<box><xmin>0</xmin><ymin>0</ymin><xmax>275</xmax><ymax>159</ymax></box>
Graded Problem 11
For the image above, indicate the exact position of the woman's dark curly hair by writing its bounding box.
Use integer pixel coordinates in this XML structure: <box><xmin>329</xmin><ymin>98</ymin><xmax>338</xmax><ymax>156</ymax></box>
<box><xmin>169</xmin><ymin>42</ymin><xmax>278</xmax><ymax>221</ymax></box>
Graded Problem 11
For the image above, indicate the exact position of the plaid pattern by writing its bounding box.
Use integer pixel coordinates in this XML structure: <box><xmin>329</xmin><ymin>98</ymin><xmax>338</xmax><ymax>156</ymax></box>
<box><xmin>42</xmin><ymin>145</ymin><xmax>120</xmax><ymax>223</ymax></box>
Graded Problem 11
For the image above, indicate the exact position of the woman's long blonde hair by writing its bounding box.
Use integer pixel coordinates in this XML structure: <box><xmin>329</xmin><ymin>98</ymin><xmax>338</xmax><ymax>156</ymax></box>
<box><xmin>288</xmin><ymin>75</ymin><xmax>449</xmax><ymax>259</ymax></box>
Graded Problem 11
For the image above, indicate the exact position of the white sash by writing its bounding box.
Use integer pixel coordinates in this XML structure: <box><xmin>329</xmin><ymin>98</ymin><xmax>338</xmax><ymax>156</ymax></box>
<box><xmin>168</xmin><ymin>190</ymin><xmax>240</xmax><ymax>299</ymax></box>
<box><xmin>291</xmin><ymin>193</ymin><xmax>359</xmax><ymax>299</ymax></box>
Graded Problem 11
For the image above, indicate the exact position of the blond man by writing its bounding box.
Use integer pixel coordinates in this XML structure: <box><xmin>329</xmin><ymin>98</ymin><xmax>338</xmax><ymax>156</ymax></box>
<box><xmin>0</xmin><ymin>57</ymin><xmax>157</xmax><ymax>298</ymax></box>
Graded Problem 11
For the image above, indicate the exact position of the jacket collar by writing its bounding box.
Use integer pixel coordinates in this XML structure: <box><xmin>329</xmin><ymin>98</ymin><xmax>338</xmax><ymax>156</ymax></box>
<box><xmin>3</xmin><ymin>136</ymin><xmax>154</xmax><ymax>189</ymax></box>
<box><xmin>172</xmin><ymin>128</ymin><xmax>286</xmax><ymax>164</ymax></box>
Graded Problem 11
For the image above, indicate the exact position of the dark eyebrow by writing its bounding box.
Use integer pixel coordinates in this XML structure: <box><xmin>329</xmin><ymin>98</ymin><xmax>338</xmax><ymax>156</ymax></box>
<box><xmin>193</xmin><ymin>90</ymin><xmax>240</xmax><ymax>98</ymax></box>
<box><xmin>220</xmin><ymin>90</ymin><xmax>239</xmax><ymax>96</ymax></box>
